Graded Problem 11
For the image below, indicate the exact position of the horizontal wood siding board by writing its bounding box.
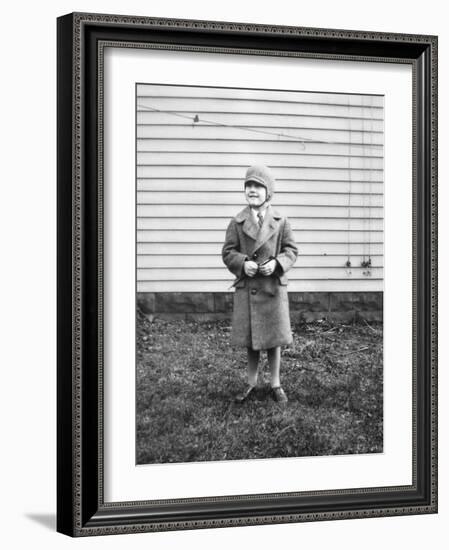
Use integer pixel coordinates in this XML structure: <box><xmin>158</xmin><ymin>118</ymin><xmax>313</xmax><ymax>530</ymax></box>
<box><xmin>136</xmin><ymin>150</ymin><xmax>385</xmax><ymax>161</ymax></box>
<box><xmin>138</xmin><ymin>177</ymin><xmax>384</xmax><ymax>183</ymax></box>
<box><xmin>137</xmin><ymin>205</ymin><xmax>383</xmax><ymax>218</ymax></box>
<box><xmin>137</xmin><ymin>129</ymin><xmax>385</xmax><ymax>146</ymax></box>
<box><xmin>136</xmin><ymin>85</ymin><xmax>384</xmax><ymax>105</ymax></box>
<box><xmin>137</xmin><ymin>140</ymin><xmax>383</xmax><ymax>155</ymax></box>
<box><xmin>137</xmin><ymin>230</ymin><xmax>384</xmax><ymax>243</ymax></box>
<box><xmin>136</xmin><ymin>97</ymin><xmax>383</xmax><ymax>116</ymax></box>
<box><xmin>137</xmin><ymin>267</ymin><xmax>383</xmax><ymax>281</ymax></box>
<box><xmin>137</xmin><ymin>180</ymin><xmax>384</xmax><ymax>194</ymax></box>
<box><xmin>137</xmin><ymin>242</ymin><xmax>384</xmax><ymax>255</ymax></box>
<box><xmin>137</xmin><ymin>126</ymin><xmax>384</xmax><ymax>143</ymax></box>
<box><xmin>138</xmin><ymin>255</ymin><xmax>383</xmax><ymax>268</ymax></box>
<box><xmin>137</xmin><ymin>217</ymin><xmax>383</xmax><ymax>231</ymax></box>
<box><xmin>136</xmin><ymin>152</ymin><xmax>383</xmax><ymax>168</ymax></box>
<box><xmin>137</xmin><ymin>167</ymin><xmax>382</xmax><ymax>180</ymax></box>
<box><xmin>136</xmin><ymin>192</ymin><xmax>383</xmax><ymax>207</ymax></box>
<box><xmin>137</xmin><ymin>114</ymin><xmax>383</xmax><ymax>132</ymax></box>
<box><xmin>137</xmin><ymin>107</ymin><xmax>384</xmax><ymax>123</ymax></box>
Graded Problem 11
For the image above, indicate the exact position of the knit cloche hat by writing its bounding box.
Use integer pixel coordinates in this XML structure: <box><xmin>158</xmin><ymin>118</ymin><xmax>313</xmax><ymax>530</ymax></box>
<box><xmin>244</xmin><ymin>164</ymin><xmax>275</xmax><ymax>202</ymax></box>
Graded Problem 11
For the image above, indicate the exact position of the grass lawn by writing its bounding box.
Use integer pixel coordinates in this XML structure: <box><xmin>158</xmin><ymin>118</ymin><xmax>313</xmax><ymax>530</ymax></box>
<box><xmin>136</xmin><ymin>310</ymin><xmax>383</xmax><ymax>464</ymax></box>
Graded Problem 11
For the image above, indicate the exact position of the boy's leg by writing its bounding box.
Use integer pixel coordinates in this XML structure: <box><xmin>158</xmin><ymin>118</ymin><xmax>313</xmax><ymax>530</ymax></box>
<box><xmin>267</xmin><ymin>346</ymin><xmax>281</xmax><ymax>387</ymax></box>
<box><xmin>234</xmin><ymin>347</ymin><xmax>259</xmax><ymax>403</ymax></box>
<box><xmin>268</xmin><ymin>346</ymin><xmax>288</xmax><ymax>403</ymax></box>
<box><xmin>247</xmin><ymin>347</ymin><xmax>260</xmax><ymax>387</ymax></box>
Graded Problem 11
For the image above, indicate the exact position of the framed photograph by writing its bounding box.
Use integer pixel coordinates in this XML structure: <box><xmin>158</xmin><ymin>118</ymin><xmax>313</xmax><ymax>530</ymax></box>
<box><xmin>57</xmin><ymin>12</ymin><xmax>437</xmax><ymax>536</ymax></box>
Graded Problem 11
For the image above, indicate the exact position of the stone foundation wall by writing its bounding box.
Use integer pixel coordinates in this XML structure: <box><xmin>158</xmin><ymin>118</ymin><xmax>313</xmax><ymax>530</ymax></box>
<box><xmin>138</xmin><ymin>292</ymin><xmax>383</xmax><ymax>323</ymax></box>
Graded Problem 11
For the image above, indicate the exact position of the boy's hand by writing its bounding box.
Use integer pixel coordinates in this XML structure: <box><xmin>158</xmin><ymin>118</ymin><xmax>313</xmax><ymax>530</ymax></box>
<box><xmin>244</xmin><ymin>260</ymin><xmax>258</xmax><ymax>277</ymax></box>
<box><xmin>258</xmin><ymin>259</ymin><xmax>277</xmax><ymax>276</ymax></box>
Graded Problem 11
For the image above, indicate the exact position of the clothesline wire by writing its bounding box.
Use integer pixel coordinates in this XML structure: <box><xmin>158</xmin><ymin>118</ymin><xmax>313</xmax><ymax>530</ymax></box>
<box><xmin>137</xmin><ymin>103</ymin><xmax>379</xmax><ymax>147</ymax></box>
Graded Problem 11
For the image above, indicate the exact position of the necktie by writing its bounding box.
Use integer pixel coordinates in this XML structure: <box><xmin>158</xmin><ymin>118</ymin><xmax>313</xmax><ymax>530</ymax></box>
<box><xmin>257</xmin><ymin>212</ymin><xmax>263</xmax><ymax>228</ymax></box>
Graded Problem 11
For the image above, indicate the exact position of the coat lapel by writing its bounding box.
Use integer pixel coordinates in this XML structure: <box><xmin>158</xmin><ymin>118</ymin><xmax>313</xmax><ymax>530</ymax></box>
<box><xmin>253</xmin><ymin>206</ymin><xmax>281</xmax><ymax>251</ymax></box>
<box><xmin>235</xmin><ymin>206</ymin><xmax>259</xmax><ymax>241</ymax></box>
<box><xmin>235</xmin><ymin>205</ymin><xmax>282</xmax><ymax>253</ymax></box>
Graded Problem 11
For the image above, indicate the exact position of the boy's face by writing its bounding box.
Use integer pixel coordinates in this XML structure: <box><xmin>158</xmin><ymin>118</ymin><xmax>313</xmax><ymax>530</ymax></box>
<box><xmin>245</xmin><ymin>181</ymin><xmax>267</xmax><ymax>208</ymax></box>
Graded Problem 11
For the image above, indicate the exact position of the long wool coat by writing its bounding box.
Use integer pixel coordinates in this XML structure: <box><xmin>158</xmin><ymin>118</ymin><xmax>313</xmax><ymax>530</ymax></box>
<box><xmin>222</xmin><ymin>205</ymin><xmax>298</xmax><ymax>350</ymax></box>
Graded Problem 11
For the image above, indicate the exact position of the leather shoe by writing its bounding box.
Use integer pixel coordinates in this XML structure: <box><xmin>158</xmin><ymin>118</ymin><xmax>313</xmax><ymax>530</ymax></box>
<box><xmin>271</xmin><ymin>386</ymin><xmax>288</xmax><ymax>403</ymax></box>
<box><xmin>234</xmin><ymin>385</ymin><xmax>256</xmax><ymax>404</ymax></box>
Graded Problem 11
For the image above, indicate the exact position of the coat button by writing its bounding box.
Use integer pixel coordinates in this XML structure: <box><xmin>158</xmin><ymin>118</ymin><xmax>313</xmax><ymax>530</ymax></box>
<box><xmin>251</xmin><ymin>289</ymin><xmax>257</xmax><ymax>295</ymax></box>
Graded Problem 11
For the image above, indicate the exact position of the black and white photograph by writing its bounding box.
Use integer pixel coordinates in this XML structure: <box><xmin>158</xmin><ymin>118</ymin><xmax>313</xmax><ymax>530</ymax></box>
<box><xmin>135</xmin><ymin>83</ymin><xmax>384</xmax><ymax>465</ymax></box>
<box><xmin>52</xmin><ymin>7</ymin><xmax>437</xmax><ymax>540</ymax></box>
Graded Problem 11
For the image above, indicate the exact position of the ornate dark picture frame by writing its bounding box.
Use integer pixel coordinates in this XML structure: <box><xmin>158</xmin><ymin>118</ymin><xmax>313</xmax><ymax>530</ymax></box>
<box><xmin>57</xmin><ymin>12</ymin><xmax>437</xmax><ymax>537</ymax></box>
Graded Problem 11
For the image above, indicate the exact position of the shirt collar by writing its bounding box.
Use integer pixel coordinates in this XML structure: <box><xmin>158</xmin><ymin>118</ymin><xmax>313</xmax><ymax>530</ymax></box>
<box><xmin>250</xmin><ymin>206</ymin><xmax>267</xmax><ymax>221</ymax></box>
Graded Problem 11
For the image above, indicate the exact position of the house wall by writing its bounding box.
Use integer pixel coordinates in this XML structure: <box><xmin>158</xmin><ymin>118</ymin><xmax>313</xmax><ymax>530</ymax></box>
<box><xmin>136</xmin><ymin>84</ymin><xmax>384</xmax><ymax>296</ymax></box>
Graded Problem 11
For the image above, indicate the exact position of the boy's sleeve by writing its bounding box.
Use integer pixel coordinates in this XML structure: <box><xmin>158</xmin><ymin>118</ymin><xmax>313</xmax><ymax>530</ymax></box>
<box><xmin>275</xmin><ymin>218</ymin><xmax>298</xmax><ymax>274</ymax></box>
<box><xmin>222</xmin><ymin>219</ymin><xmax>248</xmax><ymax>277</ymax></box>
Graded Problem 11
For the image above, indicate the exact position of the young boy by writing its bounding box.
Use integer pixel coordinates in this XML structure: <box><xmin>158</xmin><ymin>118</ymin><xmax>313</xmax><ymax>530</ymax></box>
<box><xmin>222</xmin><ymin>164</ymin><xmax>298</xmax><ymax>403</ymax></box>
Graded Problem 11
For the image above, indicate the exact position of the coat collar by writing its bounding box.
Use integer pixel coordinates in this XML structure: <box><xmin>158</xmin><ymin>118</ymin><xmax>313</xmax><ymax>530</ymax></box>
<box><xmin>235</xmin><ymin>205</ymin><xmax>282</xmax><ymax>223</ymax></box>
<box><xmin>235</xmin><ymin>205</ymin><xmax>282</xmax><ymax>251</ymax></box>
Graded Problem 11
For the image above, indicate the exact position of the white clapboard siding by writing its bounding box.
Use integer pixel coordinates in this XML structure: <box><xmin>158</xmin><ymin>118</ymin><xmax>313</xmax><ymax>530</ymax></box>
<box><xmin>137</xmin><ymin>217</ymin><xmax>384</xmax><ymax>231</ymax></box>
<box><xmin>138</xmin><ymin>205</ymin><xmax>382</xmax><ymax>218</ymax></box>
<box><xmin>137</xmin><ymin>97</ymin><xmax>384</xmax><ymax>117</ymax></box>
<box><xmin>138</xmin><ymin>180</ymin><xmax>384</xmax><ymax>194</ymax></box>
<box><xmin>138</xmin><ymin>255</ymin><xmax>383</xmax><ymax>268</ymax></box>
<box><xmin>137</xmin><ymin>230</ymin><xmax>383</xmax><ymax>244</ymax></box>
<box><xmin>137</xmin><ymin>112</ymin><xmax>384</xmax><ymax>132</ymax></box>
<box><xmin>136</xmin><ymin>84</ymin><xmax>384</xmax><ymax>293</ymax></box>
<box><xmin>137</xmin><ymin>140</ymin><xmax>383</xmax><ymax>156</ymax></box>
<box><xmin>137</xmin><ymin>192</ymin><xmax>383</xmax><ymax>207</ymax></box>
<box><xmin>138</xmin><ymin>242</ymin><xmax>384</xmax><ymax>256</ymax></box>
<box><xmin>139</xmin><ymin>280</ymin><xmax>382</xmax><ymax>292</ymax></box>
<box><xmin>137</xmin><ymin>152</ymin><xmax>383</xmax><ymax>169</ymax></box>
<box><xmin>137</xmin><ymin>267</ymin><xmax>383</xmax><ymax>281</ymax></box>
<box><xmin>137</xmin><ymin>166</ymin><xmax>382</xmax><ymax>181</ymax></box>
<box><xmin>137</xmin><ymin>85</ymin><xmax>384</xmax><ymax>105</ymax></box>
<box><xmin>138</xmin><ymin>126</ymin><xmax>384</xmax><ymax>145</ymax></box>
